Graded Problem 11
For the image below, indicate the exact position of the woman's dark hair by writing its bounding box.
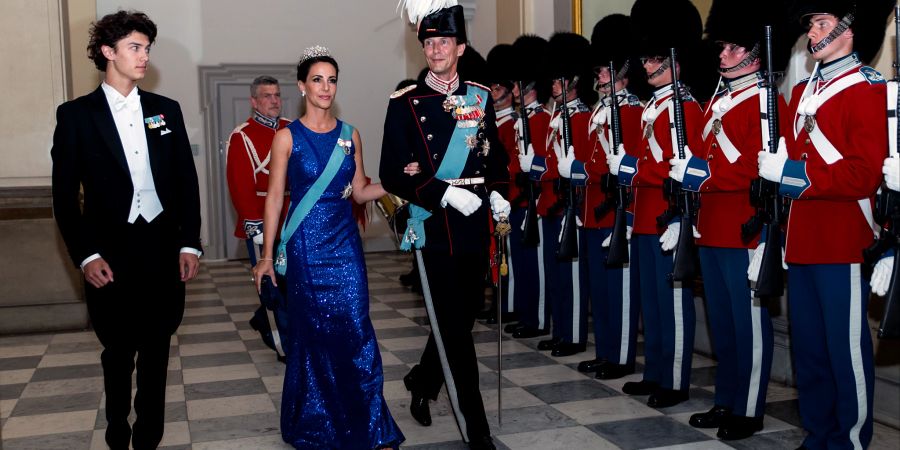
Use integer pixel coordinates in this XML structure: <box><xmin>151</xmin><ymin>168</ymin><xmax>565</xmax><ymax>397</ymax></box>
<box><xmin>297</xmin><ymin>56</ymin><xmax>339</xmax><ymax>82</ymax></box>
<box><xmin>87</xmin><ymin>11</ymin><xmax>157</xmax><ymax>72</ymax></box>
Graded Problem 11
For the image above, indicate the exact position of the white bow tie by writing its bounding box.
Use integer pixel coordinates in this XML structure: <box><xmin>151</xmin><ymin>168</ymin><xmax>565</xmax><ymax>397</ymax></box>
<box><xmin>114</xmin><ymin>95</ymin><xmax>140</xmax><ymax>112</ymax></box>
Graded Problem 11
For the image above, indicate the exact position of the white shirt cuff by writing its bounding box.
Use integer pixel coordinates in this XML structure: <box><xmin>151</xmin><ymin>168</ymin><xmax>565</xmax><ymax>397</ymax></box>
<box><xmin>180</xmin><ymin>247</ymin><xmax>202</xmax><ymax>257</ymax></box>
<box><xmin>80</xmin><ymin>253</ymin><xmax>102</xmax><ymax>271</ymax></box>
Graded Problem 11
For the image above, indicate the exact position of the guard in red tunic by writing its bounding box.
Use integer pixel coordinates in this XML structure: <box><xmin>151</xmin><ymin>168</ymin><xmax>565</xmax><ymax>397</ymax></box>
<box><xmin>670</xmin><ymin>1</ymin><xmax>798</xmax><ymax>439</ymax></box>
<box><xmin>564</xmin><ymin>13</ymin><xmax>646</xmax><ymax>380</ymax></box>
<box><xmin>510</xmin><ymin>34</ymin><xmax>553</xmax><ymax>340</ymax></box>
<box><xmin>225</xmin><ymin>75</ymin><xmax>291</xmax><ymax>360</ymax></box>
<box><xmin>610</xmin><ymin>0</ymin><xmax>705</xmax><ymax>408</ymax></box>
<box><xmin>754</xmin><ymin>2</ymin><xmax>892</xmax><ymax>448</ymax></box>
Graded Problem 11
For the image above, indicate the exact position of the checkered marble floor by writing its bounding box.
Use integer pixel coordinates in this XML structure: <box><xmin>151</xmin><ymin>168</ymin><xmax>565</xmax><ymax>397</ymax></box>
<box><xmin>2</xmin><ymin>252</ymin><xmax>898</xmax><ymax>449</ymax></box>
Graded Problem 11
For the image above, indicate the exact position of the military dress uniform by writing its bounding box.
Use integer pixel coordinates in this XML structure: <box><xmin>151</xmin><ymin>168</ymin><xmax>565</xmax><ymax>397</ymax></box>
<box><xmin>777</xmin><ymin>52</ymin><xmax>885</xmax><ymax>450</ymax></box>
<box><xmin>379</xmin><ymin>71</ymin><xmax>509</xmax><ymax>444</ymax></box>
<box><xmin>514</xmin><ymin>101</ymin><xmax>552</xmax><ymax>334</ymax></box>
<box><xmin>225</xmin><ymin>111</ymin><xmax>291</xmax><ymax>357</ymax></box>
<box><xmin>574</xmin><ymin>90</ymin><xmax>643</xmax><ymax>376</ymax></box>
<box><xmin>618</xmin><ymin>82</ymin><xmax>703</xmax><ymax>400</ymax></box>
<box><xmin>681</xmin><ymin>72</ymin><xmax>784</xmax><ymax>426</ymax></box>
<box><xmin>533</xmin><ymin>97</ymin><xmax>591</xmax><ymax>354</ymax></box>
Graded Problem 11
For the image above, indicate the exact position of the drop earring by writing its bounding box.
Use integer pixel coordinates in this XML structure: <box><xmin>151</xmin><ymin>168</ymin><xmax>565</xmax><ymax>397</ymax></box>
<box><xmin>301</xmin><ymin>91</ymin><xmax>306</xmax><ymax>97</ymax></box>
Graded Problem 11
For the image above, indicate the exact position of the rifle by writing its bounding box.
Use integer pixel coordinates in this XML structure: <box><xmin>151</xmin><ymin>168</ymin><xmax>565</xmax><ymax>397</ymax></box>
<box><xmin>518</xmin><ymin>80</ymin><xmax>540</xmax><ymax>247</ymax></box>
<box><xmin>656</xmin><ymin>48</ymin><xmax>699</xmax><ymax>281</ymax></box>
<box><xmin>557</xmin><ymin>77</ymin><xmax>579</xmax><ymax>260</ymax></box>
<box><xmin>743</xmin><ymin>26</ymin><xmax>787</xmax><ymax>298</ymax></box>
<box><xmin>865</xmin><ymin>5</ymin><xmax>900</xmax><ymax>339</ymax></box>
<box><xmin>603</xmin><ymin>60</ymin><xmax>631</xmax><ymax>265</ymax></box>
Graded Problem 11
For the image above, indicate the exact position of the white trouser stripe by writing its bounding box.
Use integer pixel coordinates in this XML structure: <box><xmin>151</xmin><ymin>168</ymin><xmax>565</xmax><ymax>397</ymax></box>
<box><xmin>415</xmin><ymin>250</ymin><xmax>469</xmax><ymax>442</ymax></box>
<box><xmin>618</xmin><ymin>246</ymin><xmax>632</xmax><ymax>365</ymax></box>
<box><xmin>746</xmin><ymin>250</ymin><xmax>762</xmax><ymax>416</ymax></box>
<box><xmin>672</xmin><ymin>278</ymin><xmax>685</xmax><ymax>389</ymax></box>
<box><xmin>571</xmin><ymin>230</ymin><xmax>581</xmax><ymax>343</ymax></box>
<box><xmin>848</xmin><ymin>264</ymin><xmax>867</xmax><ymax>450</ymax></box>
<box><xmin>506</xmin><ymin>234</ymin><xmax>515</xmax><ymax>313</ymax></box>
<box><xmin>537</xmin><ymin>218</ymin><xmax>546</xmax><ymax>329</ymax></box>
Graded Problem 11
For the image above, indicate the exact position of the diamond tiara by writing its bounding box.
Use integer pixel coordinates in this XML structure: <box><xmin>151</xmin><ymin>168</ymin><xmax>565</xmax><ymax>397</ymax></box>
<box><xmin>298</xmin><ymin>45</ymin><xmax>332</xmax><ymax>66</ymax></box>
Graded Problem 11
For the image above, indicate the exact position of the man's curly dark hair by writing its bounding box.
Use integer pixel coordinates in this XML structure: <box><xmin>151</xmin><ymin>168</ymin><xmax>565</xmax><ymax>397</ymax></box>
<box><xmin>87</xmin><ymin>10</ymin><xmax>157</xmax><ymax>72</ymax></box>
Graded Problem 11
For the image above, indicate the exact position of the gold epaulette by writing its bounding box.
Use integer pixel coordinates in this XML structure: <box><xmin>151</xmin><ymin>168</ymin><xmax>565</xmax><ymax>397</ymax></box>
<box><xmin>390</xmin><ymin>84</ymin><xmax>417</xmax><ymax>99</ymax></box>
<box><xmin>464</xmin><ymin>80</ymin><xmax>491</xmax><ymax>92</ymax></box>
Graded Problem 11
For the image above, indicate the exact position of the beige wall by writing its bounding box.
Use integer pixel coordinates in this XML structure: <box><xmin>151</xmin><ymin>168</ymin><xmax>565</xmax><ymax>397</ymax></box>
<box><xmin>0</xmin><ymin>1</ymin><xmax>67</xmax><ymax>187</ymax></box>
<box><xmin>65</xmin><ymin>0</ymin><xmax>100</xmax><ymax>98</ymax></box>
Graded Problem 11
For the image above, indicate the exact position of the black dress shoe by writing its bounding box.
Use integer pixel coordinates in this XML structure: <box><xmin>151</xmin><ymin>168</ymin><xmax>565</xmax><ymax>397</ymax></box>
<box><xmin>689</xmin><ymin>405</ymin><xmax>731</xmax><ymax>428</ymax></box>
<box><xmin>688</xmin><ymin>405</ymin><xmax>731</xmax><ymax>428</ymax></box>
<box><xmin>276</xmin><ymin>354</ymin><xmax>286</xmax><ymax>364</ymax></box>
<box><xmin>403</xmin><ymin>372</ymin><xmax>431</xmax><ymax>426</ymax></box>
<box><xmin>622</xmin><ymin>380</ymin><xmax>658</xmax><ymax>395</ymax></box>
<box><xmin>504</xmin><ymin>322</ymin><xmax>525</xmax><ymax>334</ymax></box>
<box><xmin>484</xmin><ymin>311</ymin><xmax>498</xmax><ymax>324</ymax></box>
<box><xmin>399</xmin><ymin>270</ymin><xmax>418</xmax><ymax>286</ymax></box>
<box><xmin>577</xmin><ymin>358</ymin><xmax>608</xmax><ymax>373</ymax></box>
<box><xmin>512</xmin><ymin>326</ymin><xmax>550</xmax><ymax>339</ymax></box>
<box><xmin>537</xmin><ymin>337</ymin><xmax>562</xmax><ymax>350</ymax></box>
<box><xmin>551</xmin><ymin>342</ymin><xmax>586</xmax><ymax>357</ymax></box>
<box><xmin>596</xmin><ymin>363</ymin><xmax>635</xmax><ymax>380</ymax></box>
<box><xmin>717</xmin><ymin>415</ymin><xmax>763</xmax><ymax>440</ymax></box>
<box><xmin>476</xmin><ymin>309</ymin><xmax>493</xmax><ymax>321</ymax></box>
<box><xmin>468</xmin><ymin>435</ymin><xmax>496</xmax><ymax>450</ymax></box>
<box><xmin>647</xmin><ymin>388</ymin><xmax>689</xmax><ymax>408</ymax></box>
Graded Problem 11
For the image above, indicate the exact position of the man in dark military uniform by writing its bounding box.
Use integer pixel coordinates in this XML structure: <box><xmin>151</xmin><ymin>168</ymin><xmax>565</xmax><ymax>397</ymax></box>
<box><xmin>379</xmin><ymin>3</ymin><xmax>509</xmax><ymax>449</ymax></box>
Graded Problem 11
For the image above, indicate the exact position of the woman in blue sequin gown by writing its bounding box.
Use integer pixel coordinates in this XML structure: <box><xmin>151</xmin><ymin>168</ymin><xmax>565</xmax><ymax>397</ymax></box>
<box><xmin>253</xmin><ymin>48</ymin><xmax>406</xmax><ymax>449</ymax></box>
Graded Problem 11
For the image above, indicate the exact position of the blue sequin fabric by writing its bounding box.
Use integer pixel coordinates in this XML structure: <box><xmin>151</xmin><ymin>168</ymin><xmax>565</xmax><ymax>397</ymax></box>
<box><xmin>281</xmin><ymin>119</ymin><xmax>403</xmax><ymax>449</ymax></box>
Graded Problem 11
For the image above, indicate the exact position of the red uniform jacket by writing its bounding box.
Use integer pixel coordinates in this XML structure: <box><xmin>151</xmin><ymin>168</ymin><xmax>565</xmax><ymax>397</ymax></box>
<box><xmin>520</xmin><ymin>104</ymin><xmax>552</xmax><ymax>216</ymax></box>
<box><xmin>225</xmin><ymin>115</ymin><xmax>291</xmax><ymax>239</ymax></box>
<box><xmin>540</xmin><ymin>99</ymin><xmax>591</xmax><ymax>217</ymax></box>
<box><xmin>781</xmin><ymin>61</ymin><xmax>887</xmax><ymax>264</ymax></box>
<box><xmin>496</xmin><ymin>107</ymin><xmax>523</xmax><ymax>208</ymax></box>
<box><xmin>583</xmin><ymin>93</ymin><xmax>644</xmax><ymax>229</ymax></box>
<box><xmin>691</xmin><ymin>75</ymin><xmax>788</xmax><ymax>248</ymax></box>
<box><xmin>620</xmin><ymin>85</ymin><xmax>704</xmax><ymax>235</ymax></box>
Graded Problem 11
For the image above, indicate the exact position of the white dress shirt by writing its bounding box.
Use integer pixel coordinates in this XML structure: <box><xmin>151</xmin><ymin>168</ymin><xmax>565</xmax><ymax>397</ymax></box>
<box><xmin>80</xmin><ymin>83</ymin><xmax>200</xmax><ymax>269</ymax></box>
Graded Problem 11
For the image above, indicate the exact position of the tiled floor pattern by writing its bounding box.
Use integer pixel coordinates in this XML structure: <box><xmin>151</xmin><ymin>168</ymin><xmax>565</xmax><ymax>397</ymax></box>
<box><xmin>1</xmin><ymin>252</ymin><xmax>899</xmax><ymax>449</ymax></box>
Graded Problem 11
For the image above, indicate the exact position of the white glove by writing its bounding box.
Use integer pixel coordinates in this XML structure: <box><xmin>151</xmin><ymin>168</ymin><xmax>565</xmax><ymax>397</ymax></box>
<box><xmin>668</xmin><ymin>145</ymin><xmax>694</xmax><ymax>183</ymax></box>
<box><xmin>252</xmin><ymin>232</ymin><xmax>264</xmax><ymax>246</ymax></box>
<box><xmin>884</xmin><ymin>157</ymin><xmax>900</xmax><ymax>191</ymax></box>
<box><xmin>601</xmin><ymin>226</ymin><xmax>633</xmax><ymax>247</ymax></box>
<box><xmin>659</xmin><ymin>222</ymin><xmax>701</xmax><ymax>252</ymax></box>
<box><xmin>871</xmin><ymin>255</ymin><xmax>894</xmax><ymax>296</ymax></box>
<box><xmin>747</xmin><ymin>242</ymin><xmax>788</xmax><ymax>282</ymax></box>
<box><xmin>489</xmin><ymin>191</ymin><xmax>511</xmax><ymax>221</ymax></box>
<box><xmin>441</xmin><ymin>185</ymin><xmax>482</xmax><ymax>216</ymax></box>
<box><xmin>518</xmin><ymin>143</ymin><xmax>535</xmax><ymax>173</ymax></box>
<box><xmin>555</xmin><ymin>143</ymin><xmax>576</xmax><ymax>178</ymax></box>
<box><xmin>758</xmin><ymin>137</ymin><xmax>788</xmax><ymax>182</ymax></box>
<box><xmin>558</xmin><ymin>215</ymin><xmax>584</xmax><ymax>242</ymax></box>
<box><xmin>608</xmin><ymin>147</ymin><xmax>626</xmax><ymax>176</ymax></box>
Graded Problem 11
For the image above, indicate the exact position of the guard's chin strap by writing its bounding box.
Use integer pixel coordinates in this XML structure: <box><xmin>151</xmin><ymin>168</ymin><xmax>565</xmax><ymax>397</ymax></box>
<box><xmin>808</xmin><ymin>10</ymin><xmax>855</xmax><ymax>54</ymax></box>
<box><xmin>595</xmin><ymin>61</ymin><xmax>631</xmax><ymax>92</ymax></box>
<box><xmin>720</xmin><ymin>43</ymin><xmax>761</xmax><ymax>74</ymax></box>
<box><xmin>648</xmin><ymin>58</ymin><xmax>671</xmax><ymax>82</ymax></box>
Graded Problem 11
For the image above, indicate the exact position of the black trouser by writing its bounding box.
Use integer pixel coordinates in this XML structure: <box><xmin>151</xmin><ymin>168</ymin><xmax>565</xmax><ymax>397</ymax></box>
<box><xmin>85</xmin><ymin>216</ymin><xmax>184</xmax><ymax>450</ymax></box>
<box><xmin>408</xmin><ymin>249</ymin><xmax>490</xmax><ymax>441</ymax></box>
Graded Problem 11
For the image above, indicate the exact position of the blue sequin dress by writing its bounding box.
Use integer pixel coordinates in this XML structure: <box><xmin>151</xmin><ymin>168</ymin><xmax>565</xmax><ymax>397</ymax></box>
<box><xmin>280</xmin><ymin>119</ymin><xmax>403</xmax><ymax>449</ymax></box>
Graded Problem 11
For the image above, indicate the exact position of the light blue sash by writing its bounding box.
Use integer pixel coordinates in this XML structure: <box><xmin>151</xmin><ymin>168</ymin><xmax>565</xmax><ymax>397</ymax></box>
<box><xmin>275</xmin><ymin>122</ymin><xmax>354</xmax><ymax>275</ymax></box>
<box><xmin>401</xmin><ymin>86</ymin><xmax>488</xmax><ymax>251</ymax></box>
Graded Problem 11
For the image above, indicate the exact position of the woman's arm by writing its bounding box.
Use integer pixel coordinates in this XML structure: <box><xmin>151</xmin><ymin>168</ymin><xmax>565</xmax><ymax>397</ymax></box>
<box><xmin>350</xmin><ymin>129</ymin><xmax>388</xmax><ymax>203</ymax></box>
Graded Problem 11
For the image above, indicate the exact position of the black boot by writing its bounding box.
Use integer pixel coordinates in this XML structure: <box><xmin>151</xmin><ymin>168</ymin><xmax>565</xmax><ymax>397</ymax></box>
<box><xmin>622</xmin><ymin>380</ymin><xmax>658</xmax><ymax>395</ymax></box>
<box><xmin>512</xmin><ymin>326</ymin><xmax>549</xmax><ymax>339</ymax></box>
<box><xmin>689</xmin><ymin>405</ymin><xmax>731</xmax><ymax>428</ymax></box>
<box><xmin>577</xmin><ymin>358</ymin><xmax>607</xmax><ymax>373</ymax></box>
<box><xmin>647</xmin><ymin>388</ymin><xmax>689</xmax><ymax>408</ymax></box>
<box><xmin>551</xmin><ymin>342</ymin><xmax>586</xmax><ymax>357</ymax></box>
<box><xmin>537</xmin><ymin>337</ymin><xmax>562</xmax><ymax>351</ymax></box>
<box><xmin>596</xmin><ymin>363</ymin><xmax>634</xmax><ymax>380</ymax></box>
<box><xmin>504</xmin><ymin>322</ymin><xmax>525</xmax><ymax>334</ymax></box>
<box><xmin>716</xmin><ymin>415</ymin><xmax>763</xmax><ymax>440</ymax></box>
<box><xmin>403</xmin><ymin>371</ymin><xmax>431</xmax><ymax>426</ymax></box>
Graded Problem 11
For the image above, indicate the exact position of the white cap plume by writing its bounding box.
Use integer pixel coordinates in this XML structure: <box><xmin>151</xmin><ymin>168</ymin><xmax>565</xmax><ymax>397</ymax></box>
<box><xmin>397</xmin><ymin>0</ymin><xmax>458</xmax><ymax>25</ymax></box>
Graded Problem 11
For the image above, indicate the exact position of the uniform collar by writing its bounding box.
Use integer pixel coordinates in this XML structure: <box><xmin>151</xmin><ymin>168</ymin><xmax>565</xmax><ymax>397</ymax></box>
<box><xmin>818</xmin><ymin>52</ymin><xmax>861</xmax><ymax>82</ymax></box>
<box><xmin>651</xmin><ymin>84</ymin><xmax>674</xmax><ymax>102</ymax></box>
<box><xmin>425</xmin><ymin>71</ymin><xmax>460</xmax><ymax>95</ymax></box>
<box><xmin>601</xmin><ymin>88</ymin><xmax>632</xmax><ymax>106</ymax></box>
<box><xmin>495</xmin><ymin>106</ymin><xmax>515</xmax><ymax>119</ymax></box>
<box><xmin>723</xmin><ymin>72</ymin><xmax>762</xmax><ymax>93</ymax></box>
<box><xmin>252</xmin><ymin>110</ymin><xmax>279</xmax><ymax>130</ymax></box>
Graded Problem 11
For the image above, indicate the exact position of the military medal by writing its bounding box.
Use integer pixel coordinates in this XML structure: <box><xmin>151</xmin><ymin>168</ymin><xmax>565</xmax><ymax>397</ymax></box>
<box><xmin>804</xmin><ymin>115</ymin><xmax>816</xmax><ymax>133</ymax></box>
<box><xmin>643</xmin><ymin>123</ymin><xmax>653</xmax><ymax>139</ymax></box>
<box><xmin>337</xmin><ymin>138</ymin><xmax>353</xmax><ymax>155</ymax></box>
<box><xmin>480</xmin><ymin>137</ymin><xmax>490</xmax><ymax>156</ymax></box>
<box><xmin>465</xmin><ymin>133</ymin><xmax>478</xmax><ymax>150</ymax></box>
<box><xmin>341</xmin><ymin>183</ymin><xmax>353</xmax><ymax>199</ymax></box>
<box><xmin>712</xmin><ymin>119</ymin><xmax>722</xmax><ymax>136</ymax></box>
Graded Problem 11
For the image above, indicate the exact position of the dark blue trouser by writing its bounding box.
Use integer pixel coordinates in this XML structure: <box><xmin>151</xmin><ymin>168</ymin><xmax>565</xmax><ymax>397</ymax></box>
<box><xmin>541</xmin><ymin>216</ymin><xmax>586</xmax><ymax>344</ymax></box>
<box><xmin>581</xmin><ymin>227</ymin><xmax>638</xmax><ymax>365</ymax></box>
<box><xmin>633</xmin><ymin>234</ymin><xmax>695</xmax><ymax>390</ymax></box>
<box><xmin>699</xmin><ymin>246</ymin><xmax>773</xmax><ymax>417</ymax></box>
<box><xmin>502</xmin><ymin>208</ymin><xmax>540</xmax><ymax>318</ymax></box>
<box><xmin>788</xmin><ymin>263</ymin><xmax>874</xmax><ymax>450</ymax></box>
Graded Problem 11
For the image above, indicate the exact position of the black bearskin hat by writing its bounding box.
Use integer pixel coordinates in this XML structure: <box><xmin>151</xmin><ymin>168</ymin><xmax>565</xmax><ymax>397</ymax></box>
<box><xmin>417</xmin><ymin>4</ymin><xmax>467</xmax><ymax>44</ymax></box>
<box><xmin>631</xmin><ymin>0</ymin><xmax>703</xmax><ymax>59</ymax></box>
<box><xmin>512</xmin><ymin>34</ymin><xmax>552</xmax><ymax>104</ymax></box>
<box><xmin>457</xmin><ymin>44</ymin><xmax>488</xmax><ymax>86</ymax></box>
<box><xmin>547</xmin><ymin>32</ymin><xmax>596</xmax><ymax>104</ymax></box>
<box><xmin>590</xmin><ymin>14</ymin><xmax>649</xmax><ymax>99</ymax></box>
<box><xmin>486</xmin><ymin>44</ymin><xmax>516</xmax><ymax>91</ymax></box>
